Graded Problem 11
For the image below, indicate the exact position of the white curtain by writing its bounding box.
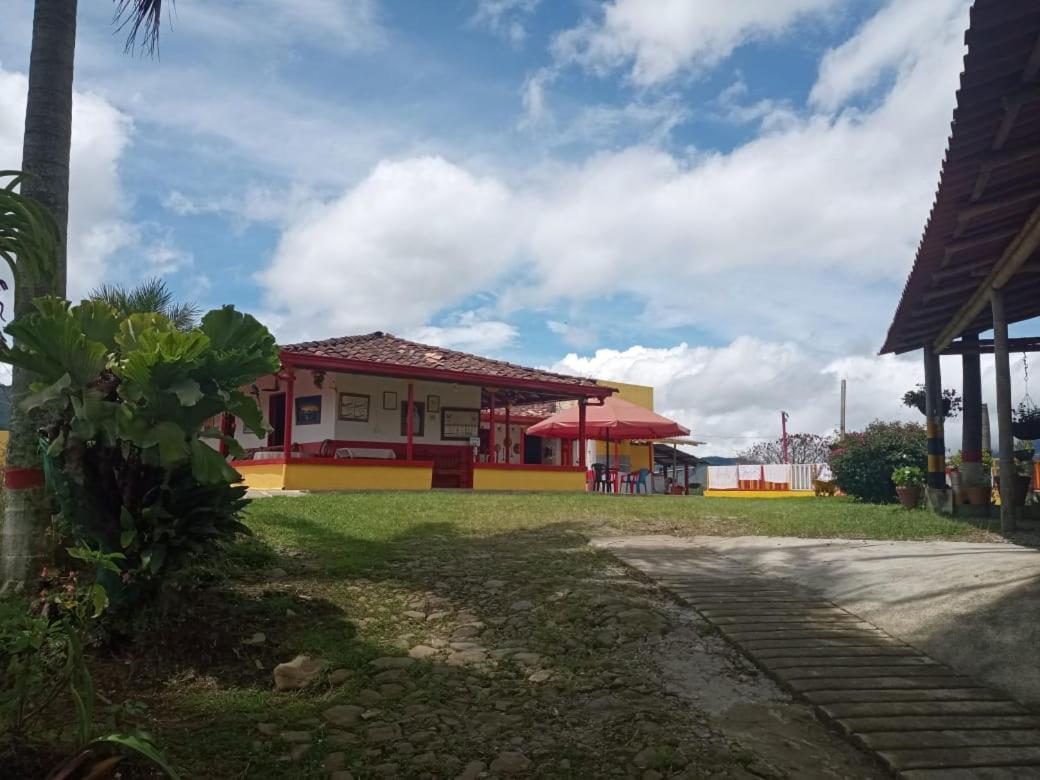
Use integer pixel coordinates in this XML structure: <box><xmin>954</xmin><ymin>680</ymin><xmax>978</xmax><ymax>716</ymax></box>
<box><xmin>738</xmin><ymin>464</ymin><xmax>762</xmax><ymax>481</ymax></box>
<box><xmin>763</xmin><ymin>464</ymin><xmax>791</xmax><ymax>484</ymax></box>
<box><xmin>710</xmin><ymin>466</ymin><xmax>739</xmax><ymax>489</ymax></box>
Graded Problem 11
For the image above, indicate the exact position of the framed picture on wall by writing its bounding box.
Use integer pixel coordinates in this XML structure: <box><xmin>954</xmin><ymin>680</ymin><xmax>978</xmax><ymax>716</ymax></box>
<box><xmin>441</xmin><ymin>407</ymin><xmax>480</xmax><ymax>440</ymax></box>
<box><xmin>426</xmin><ymin>394</ymin><xmax>440</xmax><ymax>413</ymax></box>
<box><xmin>338</xmin><ymin>392</ymin><xmax>370</xmax><ymax>422</ymax></box>
<box><xmin>400</xmin><ymin>402</ymin><xmax>425</xmax><ymax>437</ymax></box>
<box><xmin>383</xmin><ymin>391</ymin><xmax>398</xmax><ymax>410</ymax></box>
<box><xmin>295</xmin><ymin>395</ymin><xmax>322</xmax><ymax>425</ymax></box>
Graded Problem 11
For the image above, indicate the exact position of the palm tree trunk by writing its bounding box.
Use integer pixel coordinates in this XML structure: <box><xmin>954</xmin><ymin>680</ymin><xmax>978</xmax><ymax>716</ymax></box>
<box><xmin>1</xmin><ymin>0</ymin><xmax>77</xmax><ymax>592</ymax></box>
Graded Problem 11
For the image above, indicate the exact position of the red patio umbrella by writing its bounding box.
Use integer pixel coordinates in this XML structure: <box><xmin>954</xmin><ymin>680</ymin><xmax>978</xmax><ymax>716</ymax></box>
<box><xmin>527</xmin><ymin>396</ymin><xmax>690</xmax><ymax>473</ymax></box>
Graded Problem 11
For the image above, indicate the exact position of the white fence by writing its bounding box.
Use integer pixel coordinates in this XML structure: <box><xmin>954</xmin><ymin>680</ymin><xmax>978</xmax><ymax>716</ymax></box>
<box><xmin>707</xmin><ymin>463</ymin><xmax>828</xmax><ymax>491</ymax></box>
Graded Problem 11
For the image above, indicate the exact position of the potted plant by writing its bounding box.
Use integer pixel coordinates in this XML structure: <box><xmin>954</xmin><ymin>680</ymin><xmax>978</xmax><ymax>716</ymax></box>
<box><xmin>902</xmin><ymin>386</ymin><xmax>962</xmax><ymax>418</ymax></box>
<box><xmin>892</xmin><ymin>466</ymin><xmax>924</xmax><ymax>509</ymax></box>
<box><xmin>1012</xmin><ymin>401</ymin><xmax>1040</xmax><ymax>440</ymax></box>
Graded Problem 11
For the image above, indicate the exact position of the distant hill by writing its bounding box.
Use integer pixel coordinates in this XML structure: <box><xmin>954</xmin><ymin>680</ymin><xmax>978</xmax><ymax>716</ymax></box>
<box><xmin>700</xmin><ymin>455</ymin><xmax>737</xmax><ymax>465</ymax></box>
<box><xmin>0</xmin><ymin>384</ymin><xmax>9</xmax><ymax>429</ymax></box>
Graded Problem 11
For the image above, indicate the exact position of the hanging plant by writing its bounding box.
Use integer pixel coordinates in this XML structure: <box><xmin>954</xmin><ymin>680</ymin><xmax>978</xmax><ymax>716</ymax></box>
<box><xmin>1012</xmin><ymin>355</ymin><xmax>1040</xmax><ymax>439</ymax></box>
<box><xmin>901</xmin><ymin>385</ymin><xmax>962</xmax><ymax>418</ymax></box>
<box><xmin>1013</xmin><ymin>400</ymin><xmax>1040</xmax><ymax>439</ymax></box>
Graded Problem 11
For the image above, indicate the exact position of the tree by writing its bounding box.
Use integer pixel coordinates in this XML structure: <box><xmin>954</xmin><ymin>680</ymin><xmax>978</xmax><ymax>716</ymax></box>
<box><xmin>91</xmin><ymin>277</ymin><xmax>200</xmax><ymax>331</ymax></box>
<box><xmin>0</xmin><ymin>173</ymin><xmax>60</xmax><ymax>588</ymax></box>
<box><xmin>736</xmin><ymin>433</ymin><xmax>833</xmax><ymax>464</ymax></box>
<box><xmin>3</xmin><ymin>1</ymin><xmax>171</xmax><ymax>588</ymax></box>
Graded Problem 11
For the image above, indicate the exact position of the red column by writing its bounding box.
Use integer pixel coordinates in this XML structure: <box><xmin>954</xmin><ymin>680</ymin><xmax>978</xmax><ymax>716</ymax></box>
<box><xmin>488</xmin><ymin>391</ymin><xmax>497</xmax><ymax>463</ymax></box>
<box><xmin>578</xmin><ymin>399</ymin><xmax>587</xmax><ymax>469</ymax></box>
<box><xmin>218</xmin><ymin>412</ymin><xmax>229</xmax><ymax>457</ymax></box>
<box><xmin>406</xmin><ymin>382</ymin><xmax>415</xmax><ymax>461</ymax></box>
<box><xmin>684</xmin><ymin>463</ymin><xmax>690</xmax><ymax>495</ymax></box>
<box><xmin>504</xmin><ymin>404</ymin><xmax>511</xmax><ymax>465</ymax></box>
<box><xmin>282</xmin><ymin>367</ymin><xmax>295</xmax><ymax>460</ymax></box>
<box><xmin>520</xmin><ymin>427</ymin><xmax>527</xmax><ymax>465</ymax></box>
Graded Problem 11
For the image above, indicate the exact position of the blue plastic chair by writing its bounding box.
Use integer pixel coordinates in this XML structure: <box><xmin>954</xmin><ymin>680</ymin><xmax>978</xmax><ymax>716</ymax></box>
<box><xmin>631</xmin><ymin>468</ymin><xmax>650</xmax><ymax>494</ymax></box>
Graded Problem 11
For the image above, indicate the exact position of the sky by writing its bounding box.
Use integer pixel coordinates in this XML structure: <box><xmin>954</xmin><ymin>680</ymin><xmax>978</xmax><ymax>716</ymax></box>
<box><xmin>0</xmin><ymin>0</ymin><xmax>1034</xmax><ymax>456</ymax></box>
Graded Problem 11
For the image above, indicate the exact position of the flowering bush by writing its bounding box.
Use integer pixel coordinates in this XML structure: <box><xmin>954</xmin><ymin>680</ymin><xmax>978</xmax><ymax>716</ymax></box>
<box><xmin>828</xmin><ymin>420</ymin><xmax>927</xmax><ymax>503</ymax></box>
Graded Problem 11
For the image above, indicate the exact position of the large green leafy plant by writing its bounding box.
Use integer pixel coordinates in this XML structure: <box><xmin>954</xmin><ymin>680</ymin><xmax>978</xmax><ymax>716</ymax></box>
<box><xmin>828</xmin><ymin>420</ymin><xmax>927</xmax><ymax>504</ymax></box>
<box><xmin>0</xmin><ymin>298</ymin><xmax>280</xmax><ymax>608</ymax></box>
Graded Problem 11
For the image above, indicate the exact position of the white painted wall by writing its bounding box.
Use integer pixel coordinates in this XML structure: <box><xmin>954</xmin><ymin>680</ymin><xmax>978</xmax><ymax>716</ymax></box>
<box><xmin>233</xmin><ymin>370</ymin><xmax>481</xmax><ymax>450</ymax></box>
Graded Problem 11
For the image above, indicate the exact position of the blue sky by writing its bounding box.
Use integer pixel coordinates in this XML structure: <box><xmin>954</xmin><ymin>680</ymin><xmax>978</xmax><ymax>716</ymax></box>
<box><xmin>5</xmin><ymin>0</ymin><xmax>1019</xmax><ymax>454</ymax></box>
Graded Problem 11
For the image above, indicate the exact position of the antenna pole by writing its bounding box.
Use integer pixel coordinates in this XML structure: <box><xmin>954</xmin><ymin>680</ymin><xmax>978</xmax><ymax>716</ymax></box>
<box><xmin>840</xmin><ymin>379</ymin><xmax>847</xmax><ymax>436</ymax></box>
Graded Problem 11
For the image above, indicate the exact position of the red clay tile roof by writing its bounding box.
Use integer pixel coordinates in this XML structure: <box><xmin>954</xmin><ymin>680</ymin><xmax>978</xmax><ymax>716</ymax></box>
<box><xmin>280</xmin><ymin>332</ymin><xmax>608</xmax><ymax>395</ymax></box>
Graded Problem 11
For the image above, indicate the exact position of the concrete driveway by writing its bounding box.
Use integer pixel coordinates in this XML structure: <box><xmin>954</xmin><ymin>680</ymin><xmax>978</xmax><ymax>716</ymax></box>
<box><xmin>599</xmin><ymin>535</ymin><xmax>1040</xmax><ymax>708</ymax></box>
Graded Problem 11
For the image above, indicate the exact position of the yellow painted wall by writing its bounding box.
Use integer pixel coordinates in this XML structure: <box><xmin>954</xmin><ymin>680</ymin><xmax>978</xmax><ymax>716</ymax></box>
<box><xmin>0</xmin><ymin>430</ymin><xmax>8</xmax><ymax>467</ymax></box>
<box><xmin>235</xmin><ymin>462</ymin><xmax>286</xmax><ymax>490</ymax></box>
<box><xmin>593</xmin><ymin>380</ymin><xmax>654</xmax><ymax>472</ymax></box>
<box><xmin>704</xmin><ymin>489</ymin><xmax>815</xmax><ymax>499</ymax></box>
<box><xmin>283</xmin><ymin>462</ymin><xmax>433</xmax><ymax>491</ymax></box>
<box><xmin>472</xmin><ymin>467</ymin><xmax>586</xmax><ymax>492</ymax></box>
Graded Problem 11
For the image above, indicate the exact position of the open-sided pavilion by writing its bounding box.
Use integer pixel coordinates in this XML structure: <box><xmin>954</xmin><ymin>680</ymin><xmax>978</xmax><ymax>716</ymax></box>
<box><xmin>881</xmin><ymin>0</ymin><xmax>1040</xmax><ymax>528</ymax></box>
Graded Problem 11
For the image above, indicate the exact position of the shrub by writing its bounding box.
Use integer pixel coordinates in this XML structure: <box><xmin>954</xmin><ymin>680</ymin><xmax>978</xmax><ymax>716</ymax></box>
<box><xmin>828</xmin><ymin>420</ymin><xmax>927</xmax><ymax>503</ymax></box>
<box><xmin>0</xmin><ymin>298</ymin><xmax>279</xmax><ymax>612</ymax></box>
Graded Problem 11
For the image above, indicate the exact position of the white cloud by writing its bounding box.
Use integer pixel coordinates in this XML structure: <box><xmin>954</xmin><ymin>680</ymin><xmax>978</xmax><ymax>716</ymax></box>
<box><xmin>163</xmin><ymin>182</ymin><xmax>317</xmax><ymax>228</ymax></box>
<box><xmin>0</xmin><ymin>65</ymin><xmax>135</xmax><ymax>299</ymax></box>
<box><xmin>552</xmin><ymin>0</ymin><xmax>844</xmax><ymax>86</ymax></box>
<box><xmin>546</xmin><ymin>319</ymin><xmax>596</xmax><ymax>349</ymax></box>
<box><xmin>259</xmin><ymin>0</ymin><xmax>969</xmax><ymax>351</ymax></box>
<box><xmin>811</xmin><ymin>0</ymin><xmax>970</xmax><ymax>111</ymax></box>
<box><xmin>549</xmin><ymin>340</ymin><xmax>1018</xmax><ymax>458</ymax></box>
<box><xmin>161</xmin><ymin>0</ymin><xmax>385</xmax><ymax>54</ymax></box>
<box><xmin>471</xmin><ymin>0</ymin><xmax>542</xmax><ymax>47</ymax></box>
<box><xmin>258</xmin><ymin>156</ymin><xmax>519</xmax><ymax>342</ymax></box>
<box><xmin>405</xmin><ymin>311</ymin><xmax>518</xmax><ymax>354</ymax></box>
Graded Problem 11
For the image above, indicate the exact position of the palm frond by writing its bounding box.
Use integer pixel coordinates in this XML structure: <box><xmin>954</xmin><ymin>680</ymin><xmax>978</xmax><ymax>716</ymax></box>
<box><xmin>90</xmin><ymin>277</ymin><xmax>200</xmax><ymax>330</ymax></box>
<box><xmin>0</xmin><ymin>170</ymin><xmax>60</xmax><ymax>298</ymax></box>
<box><xmin>113</xmin><ymin>0</ymin><xmax>171</xmax><ymax>55</ymax></box>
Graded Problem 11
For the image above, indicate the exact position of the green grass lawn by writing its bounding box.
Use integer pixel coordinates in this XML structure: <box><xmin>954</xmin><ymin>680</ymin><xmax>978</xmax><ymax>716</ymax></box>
<box><xmin>245</xmin><ymin>492</ymin><xmax>982</xmax><ymax>575</ymax></box>
<box><xmin>50</xmin><ymin>492</ymin><xmax>983</xmax><ymax>778</ymax></box>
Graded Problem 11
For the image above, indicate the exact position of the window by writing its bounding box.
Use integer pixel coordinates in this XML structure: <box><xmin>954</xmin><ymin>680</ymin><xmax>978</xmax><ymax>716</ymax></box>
<box><xmin>400</xmin><ymin>402</ymin><xmax>425</xmax><ymax>437</ymax></box>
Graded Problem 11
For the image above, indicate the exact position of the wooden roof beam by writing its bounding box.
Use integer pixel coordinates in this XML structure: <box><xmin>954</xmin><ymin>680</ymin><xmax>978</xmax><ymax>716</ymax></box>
<box><xmin>933</xmin><ymin>257</ymin><xmax>995</xmax><ymax>282</ymax></box>
<box><xmin>921</xmin><ymin>279</ymin><xmax>984</xmax><ymax>302</ymax></box>
<box><xmin>942</xmin><ymin>337</ymin><xmax>1040</xmax><ymax>355</ymax></box>
<box><xmin>940</xmin><ymin>227</ymin><xmax>1020</xmax><ymax>266</ymax></box>
<box><xmin>974</xmin><ymin>260</ymin><xmax>1040</xmax><ymax>276</ymax></box>
<box><xmin>1025</xmin><ymin>30</ymin><xmax>1040</xmax><ymax>81</ymax></box>
<box><xmin>953</xmin><ymin>187</ymin><xmax>1040</xmax><ymax>239</ymax></box>
<box><xmin>934</xmin><ymin>201</ymin><xmax>1040</xmax><ymax>351</ymax></box>
<box><xmin>992</xmin><ymin>85</ymin><xmax>1040</xmax><ymax>150</ymax></box>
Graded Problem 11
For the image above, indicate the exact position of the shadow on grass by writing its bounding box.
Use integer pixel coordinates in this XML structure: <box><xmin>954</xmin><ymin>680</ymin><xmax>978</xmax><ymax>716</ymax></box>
<box><xmin>91</xmin><ymin>508</ymin><xmax>706</xmax><ymax>779</ymax></box>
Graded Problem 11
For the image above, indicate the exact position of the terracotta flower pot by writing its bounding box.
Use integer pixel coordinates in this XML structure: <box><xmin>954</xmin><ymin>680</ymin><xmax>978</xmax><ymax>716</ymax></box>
<box><xmin>896</xmin><ymin>485</ymin><xmax>922</xmax><ymax>509</ymax></box>
<box><xmin>965</xmin><ymin>485</ymin><xmax>991</xmax><ymax>506</ymax></box>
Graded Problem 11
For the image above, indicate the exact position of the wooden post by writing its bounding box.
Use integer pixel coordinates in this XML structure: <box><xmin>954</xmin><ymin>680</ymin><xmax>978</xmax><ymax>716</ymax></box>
<box><xmin>960</xmin><ymin>332</ymin><xmax>984</xmax><ymax>488</ymax></box>
<box><xmin>504</xmin><ymin>403</ymin><xmax>511</xmax><ymax>465</ymax></box>
<box><xmin>406</xmin><ymin>382</ymin><xmax>415</xmax><ymax>461</ymax></box>
<box><xmin>488</xmin><ymin>391</ymin><xmax>496</xmax><ymax>464</ymax></box>
<box><xmin>923</xmin><ymin>347</ymin><xmax>946</xmax><ymax>490</ymax></box>
<box><xmin>992</xmin><ymin>288</ymin><xmax>1018</xmax><ymax>530</ymax></box>
<box><xmin>282</xmin><ymin>368</ymin><xmax>295</xmax><ymax>460</ymax></box>
<box><xmin>578</xmin><ymin>399</ymin><xmax>587</xmax><ymax>469</ymax></box>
